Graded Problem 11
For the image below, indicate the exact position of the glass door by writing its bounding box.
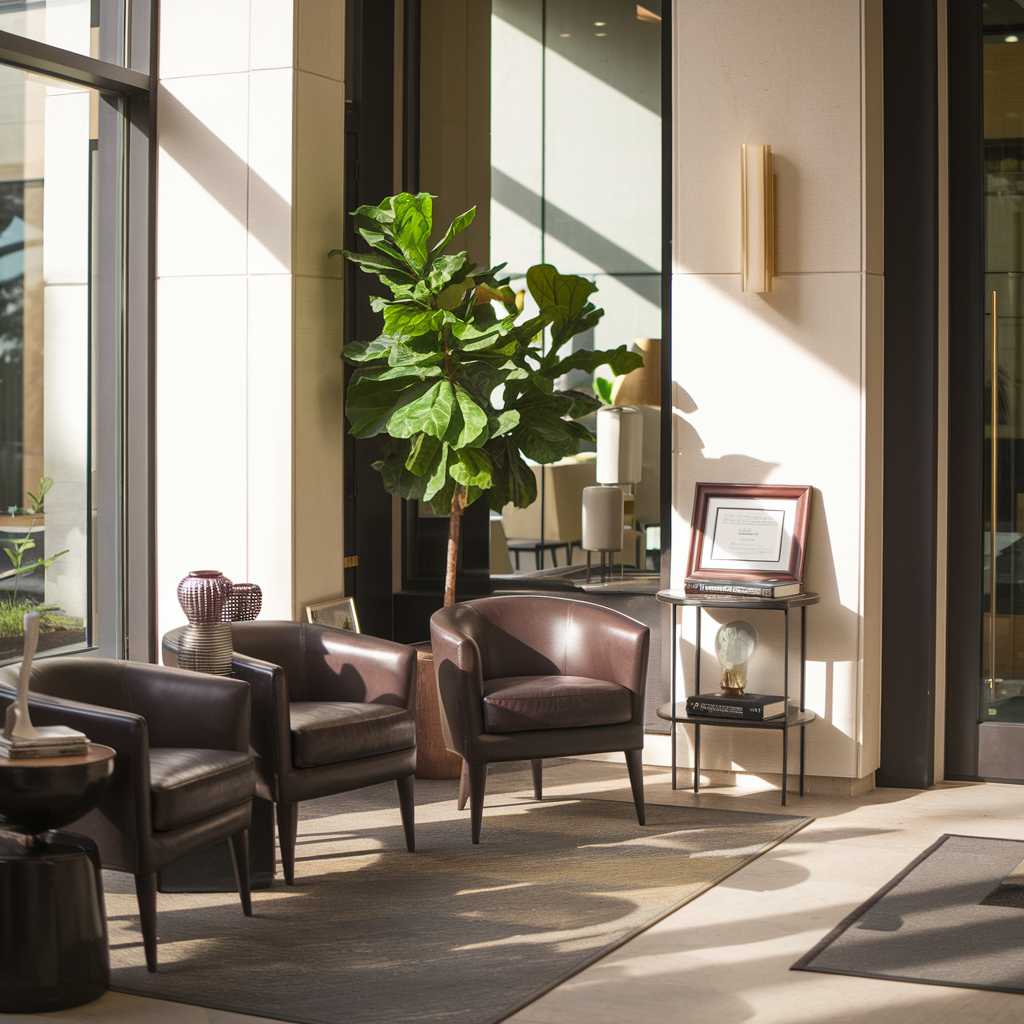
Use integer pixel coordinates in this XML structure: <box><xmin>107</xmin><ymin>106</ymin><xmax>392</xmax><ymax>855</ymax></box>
<box><xmin>983</xmin><ymin>15</ymin><xmax>1024</xmax><ymax>722</ymax></box>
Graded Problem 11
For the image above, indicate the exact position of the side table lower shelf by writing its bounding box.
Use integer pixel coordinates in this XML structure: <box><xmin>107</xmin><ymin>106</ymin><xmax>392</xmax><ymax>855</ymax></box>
<box><xmin>656</xmin><ymin>703</ymin><xmax>817</xmax><ymax>806</ymax></box>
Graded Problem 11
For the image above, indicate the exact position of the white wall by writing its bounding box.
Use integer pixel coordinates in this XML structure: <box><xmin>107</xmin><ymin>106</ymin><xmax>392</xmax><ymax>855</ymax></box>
<box><xmin>156</xmin><ymin>0</ymin><xmax>346</xmax><ymax>641</ymax></box>
<box><xmin>670</xmin><ymin>0</ymin><xmax>883</xmax><ymax>783</ymax></box>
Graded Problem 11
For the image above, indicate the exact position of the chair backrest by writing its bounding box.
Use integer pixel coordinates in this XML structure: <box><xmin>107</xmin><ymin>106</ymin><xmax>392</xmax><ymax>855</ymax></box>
<box><xmin>0</xmin><ymin>656</ymin><xmax>135</xmax><ymax>711</ymax></box>
<box><xmin>453</xmin><ymin>594</ymin><xmax>648</xmax><ymax>690</ymax></box>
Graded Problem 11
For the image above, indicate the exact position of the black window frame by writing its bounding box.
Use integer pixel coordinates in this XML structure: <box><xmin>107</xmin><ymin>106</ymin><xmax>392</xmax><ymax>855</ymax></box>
<box><xmin>0</xmin><ymin>1</ymin><xmax>155</xmax><ymax>664</ymax></box>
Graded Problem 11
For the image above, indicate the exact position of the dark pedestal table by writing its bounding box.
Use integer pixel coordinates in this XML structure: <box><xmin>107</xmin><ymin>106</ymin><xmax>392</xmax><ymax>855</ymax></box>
<box><xmin>0</xmin><ymin>743</ymin><xmax>116</xmax><ymax>1012</ymax></box>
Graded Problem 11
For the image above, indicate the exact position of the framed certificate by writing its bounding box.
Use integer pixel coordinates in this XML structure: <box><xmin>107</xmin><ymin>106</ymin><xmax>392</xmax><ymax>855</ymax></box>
<box><xmin>685</xmin><ymin>483</ymin><xmax>812</xmax><ymax>584</ymax></box>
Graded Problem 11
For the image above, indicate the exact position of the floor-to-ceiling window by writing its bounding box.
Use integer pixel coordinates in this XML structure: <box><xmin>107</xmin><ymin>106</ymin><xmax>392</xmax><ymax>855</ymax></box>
<box><xmin>0</xmin><ymin>1</ymin><xmax>153</xmax><ymax>662</ymax></box>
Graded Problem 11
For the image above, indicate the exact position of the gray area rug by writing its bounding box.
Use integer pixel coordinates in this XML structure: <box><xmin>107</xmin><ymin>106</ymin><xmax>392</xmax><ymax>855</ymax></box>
<box><xmin>109</xmin><ymin>759</ymin><xmax>809</xmax><ymax>1024</ymax></box>
<box><xmin>793</xmin><ymin>833</ymin><xmax>1024</xmax><ymax>994</ymax></box>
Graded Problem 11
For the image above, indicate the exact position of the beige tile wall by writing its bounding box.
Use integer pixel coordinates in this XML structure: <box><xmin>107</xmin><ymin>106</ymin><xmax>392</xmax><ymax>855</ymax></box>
<box><xmin>155</xmin><ymin>0</ymin><xmax>346</xmax><ymax>641</ymax></box>
<box><xmin>670</xmin><ymin>0</ymin><xmax>883</xmax><ymax>783</ymax></box>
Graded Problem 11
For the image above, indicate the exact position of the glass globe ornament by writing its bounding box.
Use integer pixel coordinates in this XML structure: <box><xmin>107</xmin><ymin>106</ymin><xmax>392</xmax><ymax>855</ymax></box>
<box><xmin>714</xmin><ymin>620</ymin><xmax>759</xmax><ymax>694</ymax></box>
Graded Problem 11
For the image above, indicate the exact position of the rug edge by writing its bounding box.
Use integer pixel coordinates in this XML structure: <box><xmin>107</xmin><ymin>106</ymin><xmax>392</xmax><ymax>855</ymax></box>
<box><xmin>790</xmin><ymin>833</ymin><xmax>953</xmax><ymax>972</ymax></box>
<box><xmin>487</xmin><ymin>813</ymin><xmax>815</xmax><ymax>1024</ymax></box>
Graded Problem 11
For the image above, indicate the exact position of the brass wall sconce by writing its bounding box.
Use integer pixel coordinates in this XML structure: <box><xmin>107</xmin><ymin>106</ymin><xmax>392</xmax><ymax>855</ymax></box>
<box><xmin>741</xmin><ymin>143</ymin><xmax>775</xmax><ymax>293</ymax></box>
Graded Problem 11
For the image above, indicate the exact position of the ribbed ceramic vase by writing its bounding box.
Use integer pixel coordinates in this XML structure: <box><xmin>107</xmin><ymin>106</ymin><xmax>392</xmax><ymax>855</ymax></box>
<box><xmin>177</xmin><ymin>570</ymin><xmax>234</xmax><ymax>676</ymax></box>
<box><xmin>222</xmin><ymin>582</ymin><xmax>262</xmax><ymax>622</ymax></box>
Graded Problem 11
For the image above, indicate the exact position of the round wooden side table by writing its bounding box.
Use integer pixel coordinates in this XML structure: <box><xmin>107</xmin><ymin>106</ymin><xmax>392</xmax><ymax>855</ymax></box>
<box><xmin>0</xmin><ymin>743</ymin><xmax>116</xmax><ymax>1013</ymax></box>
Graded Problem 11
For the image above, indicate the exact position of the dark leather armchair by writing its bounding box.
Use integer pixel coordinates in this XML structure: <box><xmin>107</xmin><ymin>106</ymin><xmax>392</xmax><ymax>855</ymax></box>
<box><xmin>0</xmin><ymin>658</ymin><xmax>256</xmax><ymax>972</ymax></box>
<box><xmin>429</xmin><ymin>594</ymin><xmax>650</xmax><ymax>843</ymax></box>
<box><xmin>163</xmin><ymin>621</ymin><xmax>418</xmax><ymax>884</ymax></box>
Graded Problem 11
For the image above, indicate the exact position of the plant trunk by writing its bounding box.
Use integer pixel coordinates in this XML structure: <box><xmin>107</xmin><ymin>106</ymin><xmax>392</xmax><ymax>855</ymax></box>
<box><xmin>444</xmin><ymin>484</ymin><xmax>466</xmax><ymax>607</ymax></box>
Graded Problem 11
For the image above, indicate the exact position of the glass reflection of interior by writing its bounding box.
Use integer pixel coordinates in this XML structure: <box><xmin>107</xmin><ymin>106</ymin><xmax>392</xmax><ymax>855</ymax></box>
<box><xmin>983</xmin><ymin>16</ymin><xmax>1024</xmax><ymax>720</ymax></box>
<box><xmin>0</xmin><ymin>66</ymin><xmax>99</xmax><ymax>656</ymax></box>
<box><xmin>488</xmin><ymin>0</ymin><xmax>662</xmax><ymax>576</ymax></box>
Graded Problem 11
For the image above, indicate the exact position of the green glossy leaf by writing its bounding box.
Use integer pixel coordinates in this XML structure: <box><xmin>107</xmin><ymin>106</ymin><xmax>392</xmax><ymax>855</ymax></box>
<box><xmin>429</xmin><ymin>206</ymin><xmax>476</xmax><ymax>258</ymax></box>
<box><xmin>451</xmin><ymin>448</ymin><xmax>493</xmax><ymax>489</ymax></box>
<box><xmin>382</xmin><ymin>304</ymin><xmax>442</xmax><ymax>341</ymax></box>
<box><xmin>423</xmin><ymin>442</ymin><xmax>452</xmax><ymax>502</ymax></box>
<box><xmin>405</xmin><ymin>432</ymin><xmax>443</xmax><ymax>476</ymax></box>
<box><xmin>493</xmin><ymin>409</ymin><xmax>520</xmax><ymax>436</ymax></box>
<box><xmin>427</xmin><ymin>252</ymin><xmax>469</xmax><ymax>291</ymax></box>
<box><xmin>343</xmin><ymin>337</ymin><xmax>396</xmax><ymax>364</ymax></box>
<box><xmin>343</xmin><ymin>250</ymin><xmax>416</xmax><ymax>280</ymax></box>
<box><xmin>388</xmin><ymin>381</ymin><xmax>455</xmax><ymax>439</ymax></box>
<box><xmin>454</xmin><ymin>386</ymin><xmax>488</xmax><ymax>447</ymax></box>
<box><xmin>346</xmin><ymin>374</ymin><xmax>433</xmax><ymax>438</ymax></box>
<box><xmin>526</xmin><ymin>265</ymin><xmax>596</xmax><ymax>319</ymax></box>
<box><xmin>392</xmin><ymin>193</ymin><xmax>433</xmax><ymax>272</ymax></box>
<box><xmin>546</xmin><ymin>345</ymin><xmax>643</xmax><ymax>380</ymax></box>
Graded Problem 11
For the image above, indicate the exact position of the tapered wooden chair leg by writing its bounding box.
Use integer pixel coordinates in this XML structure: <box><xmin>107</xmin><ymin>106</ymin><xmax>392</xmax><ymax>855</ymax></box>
<box><xmin>457</xmin><ymin>759</ymin><xmax>470</xmax><ymax>811</ymax></box>
<box><xmin>276</xmin><ymin>801</ymin><xmax>300</xmax><ymax>885</ymax></box>
<box><xmin>531</xmin><ymin>758</ymin><xmax>543</xmax><ymax>800</ymax></box>
<box><xmin>396</xmin><ymin>774</ymin><xmax>416</xmax><ymax>852</ymax></box>
<box><xmin>228</xmin><ymin>829</ymin><xmax>253</xmax><ymax>915</ymax></box>
<box><xmin>625</xmin><ymin>749</ymin><xmax>646</xmax><ymax>826</ymax></box>
<box><xmin>469</xmin><ymin>763</ymin><xmax>488</xmax><ymax>844</ymax></box>
<box><xmin>135</xmin><ymin>872</ymin><xmax>159</xmax><ymax>972</ymax></box>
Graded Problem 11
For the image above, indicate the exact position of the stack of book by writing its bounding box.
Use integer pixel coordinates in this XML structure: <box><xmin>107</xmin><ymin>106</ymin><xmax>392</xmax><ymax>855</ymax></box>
<box><xmin>684</xmin><ymin>576</ymin><xmax>802</xmax><ymax>598</ymax></box>
<box><xmin>685</xmin><ymin>692</ymin><xmax>789</xmax><ymax>721</ymax></box>
<box><xmin>0</xmin><ymin>725</ymin><xmax>89</xmax><ymax>759</ymax></box>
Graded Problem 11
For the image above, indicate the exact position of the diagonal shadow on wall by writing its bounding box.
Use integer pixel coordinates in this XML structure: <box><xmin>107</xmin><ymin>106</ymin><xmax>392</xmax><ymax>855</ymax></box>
<box><xmin>492</xmin><ymin>168</ymin><xmax>660</xmax><ymax>305</ymax></box>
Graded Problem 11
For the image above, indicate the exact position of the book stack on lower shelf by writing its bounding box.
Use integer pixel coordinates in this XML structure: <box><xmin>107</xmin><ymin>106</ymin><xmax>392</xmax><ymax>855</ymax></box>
<box><xmin>684</xmin><ymin>576</ymin><xmax>802</xmax><ymax>598</ymax></box>
<box><xmin>685</xmin><ymin>692</ymin><xmax>788</xmax><ymax>721</ymax></box>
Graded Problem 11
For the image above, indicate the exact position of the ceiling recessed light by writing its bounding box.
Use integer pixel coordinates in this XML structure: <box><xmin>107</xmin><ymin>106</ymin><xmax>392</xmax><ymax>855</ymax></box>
<box><xmin>594</xmin><ymin>21</ymin><xmax>606</xmax><ymax>26</ymax></box>
<box><xmin>1007</xmin><ymin>35</ymin><xmax>1020</xmax><ymax>42</ymax></box>
<box><xmin>559</xmin><ymin>32</ymin><xmax>570</xmax><ymax>37</ymax></box>
<box><xmin>595</xmin><ymin>32</ymin><xmax>607</xmax><ymax>36</ymax></box>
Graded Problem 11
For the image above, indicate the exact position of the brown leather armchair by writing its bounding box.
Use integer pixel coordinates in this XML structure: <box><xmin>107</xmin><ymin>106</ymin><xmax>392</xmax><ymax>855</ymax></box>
<box><xmin>163</xmin><ymin>620</ymin><xmax>418</xmax><ymax>884</ymax></box>
<box><xmin>429</xmin><ymin>595</ymin><xmax>650</xmax><ymax>843</ymax></box>
<box><xmin>0</xmin><ymin>658</ymin><xmax>256</xmax><ymax>972</ymax></box>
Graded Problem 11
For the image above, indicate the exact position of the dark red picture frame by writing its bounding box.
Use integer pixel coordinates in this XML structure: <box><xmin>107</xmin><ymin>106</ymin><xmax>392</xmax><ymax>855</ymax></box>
<box><xmin>685</xmin><ymin>482</ymin><xmax>812</xmax><ymax>584</ymax></box>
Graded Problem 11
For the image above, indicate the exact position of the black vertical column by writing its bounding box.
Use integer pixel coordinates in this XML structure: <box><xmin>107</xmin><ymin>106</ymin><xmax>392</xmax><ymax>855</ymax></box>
<box><xmin>343</xmin><ymin>0</ymin><xmax>397</xmax><ymax>639</ymax></box>
<box><xmin>944</xmin><ymin>0</ymin><xmax>985</xmax><ymax>779</ymax></box>
<box><xmin>877</xmin><ymin>0</ymin><xmax>940</xmax><ymax>788</ymax></box>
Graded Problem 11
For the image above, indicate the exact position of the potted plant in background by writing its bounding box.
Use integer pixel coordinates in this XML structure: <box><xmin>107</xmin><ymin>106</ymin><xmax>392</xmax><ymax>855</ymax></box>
<box><xmin>333</xmin><ymin>192</ymin><xmax>642</xmax><ymax>774</ymax></box>
<box><xmin>0</xmin><ymin>476</ymin><xmax>77</xmax><ymax>660</ymax></box>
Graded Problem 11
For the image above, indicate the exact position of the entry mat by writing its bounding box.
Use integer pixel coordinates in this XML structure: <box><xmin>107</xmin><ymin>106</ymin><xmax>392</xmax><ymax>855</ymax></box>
<box><xmin>793</xmin><ymin>833</ymin><xmax>1024</xmax><ymax>995</ymax></box>
<box><xmin>109</xmin><ymin>759</ymin><xmax>811</xmax><ymax>1024</ymax></box>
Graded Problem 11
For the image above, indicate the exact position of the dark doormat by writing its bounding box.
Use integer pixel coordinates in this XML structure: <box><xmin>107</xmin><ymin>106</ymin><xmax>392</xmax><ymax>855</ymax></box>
<box><xmin>108</xmin><ymin>759</ymin><xmax>810</xmax><ymax>1024</ymax></box>
<box><xmin>793</xmin><ymin>833</ymin><xmax>1024</xmax><ymax>995</ymax></box>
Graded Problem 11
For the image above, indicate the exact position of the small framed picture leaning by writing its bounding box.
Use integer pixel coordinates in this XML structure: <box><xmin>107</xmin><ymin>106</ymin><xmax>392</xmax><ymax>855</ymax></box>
<box><xmin>685</xmin><ymin>482</ymin><xmax>812</xmax><ymax>587</ymax></box>
<box><xmin>305</xmin><ymin>596</ymin><xmax>361</xmax><ymax>634</ymax></box>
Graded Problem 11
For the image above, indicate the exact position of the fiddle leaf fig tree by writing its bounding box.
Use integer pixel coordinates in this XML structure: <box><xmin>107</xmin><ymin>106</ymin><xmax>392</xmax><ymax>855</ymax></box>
<box><xmin>331</xmin><ymin>192</ymin><xmax>642</xmax><ymax>606</ymax></box>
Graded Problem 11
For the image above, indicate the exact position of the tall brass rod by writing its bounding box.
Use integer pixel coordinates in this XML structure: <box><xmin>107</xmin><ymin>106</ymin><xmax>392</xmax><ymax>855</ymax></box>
<box><xmin>991</xmin><ymin>289</ymin><xmax>999</xmax><ymax>700</ymax></box>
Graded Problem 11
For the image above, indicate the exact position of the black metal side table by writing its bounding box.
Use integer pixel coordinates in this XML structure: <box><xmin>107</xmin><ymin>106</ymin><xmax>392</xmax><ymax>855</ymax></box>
<box><xmin>655</xmin><ymin>590</ymin><xmax>819</xmax><ymax>806</ymax></box>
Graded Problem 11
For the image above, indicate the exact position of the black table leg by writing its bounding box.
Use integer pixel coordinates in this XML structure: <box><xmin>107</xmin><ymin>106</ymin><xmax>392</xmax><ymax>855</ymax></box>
<box><xmin>782</xmin><ymin>607</ymin><xmax>790</xmax><ymax>806</ymax></box>
<box><xmin>670</xmin><ymin>604</ymin><xmax>677</xmax><ymax>789</ymax></box>
<box><xmin>694</xmin><ymin>606</ymin><xmax>702</xmax><ymax>793</ymax></box>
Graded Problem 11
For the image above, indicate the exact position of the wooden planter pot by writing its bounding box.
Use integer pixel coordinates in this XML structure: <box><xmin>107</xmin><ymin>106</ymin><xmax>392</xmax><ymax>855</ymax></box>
<box><xmin>411</xmin><ymin>642</ymin><xmax>463</xmax><ymax>779</ymax></box>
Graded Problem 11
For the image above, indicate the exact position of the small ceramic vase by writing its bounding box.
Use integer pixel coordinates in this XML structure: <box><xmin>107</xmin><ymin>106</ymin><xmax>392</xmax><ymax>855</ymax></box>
<box><xmin>177</xmin><ymin>570</ymin><xmax>233</xmax><ymax>625</ymax></box>
<box><xmin>177</xmin><ymin>570</ymin><xmax>234</xmax><ymax>675</ymax></box>
<box><xmin>222</xmin><ymin>582</ymin><xmax>262</xmax><ymax>622</ymax></box>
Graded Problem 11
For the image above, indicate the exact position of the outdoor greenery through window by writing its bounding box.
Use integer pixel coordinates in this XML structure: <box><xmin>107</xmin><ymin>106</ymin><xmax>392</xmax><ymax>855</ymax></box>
<box><xmin>0</xmin><ymin>65</ymin><xmax>106</xmax><ymax>659</ymax></box>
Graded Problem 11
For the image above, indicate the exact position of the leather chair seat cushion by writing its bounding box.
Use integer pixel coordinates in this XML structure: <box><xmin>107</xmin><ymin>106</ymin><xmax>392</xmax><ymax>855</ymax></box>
<box><xmin>290</xmin><ymin>702</ymin><xmax>416</xmax><ymax>768</ymax></box>
<box><xmin>482</xmin><ymin>676</ymin><xmax>633</xmax><ymax>733</ymax></box>
<box><xmin>149</xmin><ymin>748</ymin><xmax>255</xmax><ymax>832</ymax></box>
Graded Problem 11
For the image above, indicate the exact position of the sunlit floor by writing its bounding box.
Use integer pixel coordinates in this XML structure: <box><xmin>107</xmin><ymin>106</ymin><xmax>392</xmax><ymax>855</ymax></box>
<box><xmin>5</xmin><ymin>764</ymin><xmax>1024</xmax><ymax>1024</ymax></box>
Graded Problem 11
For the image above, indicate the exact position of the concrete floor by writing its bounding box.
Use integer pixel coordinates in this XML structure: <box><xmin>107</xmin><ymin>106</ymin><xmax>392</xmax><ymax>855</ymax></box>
<box><xmin>5</xmin><ymin>765</ymin><xmax>1024</xmax><ymax>1024</ymax></box>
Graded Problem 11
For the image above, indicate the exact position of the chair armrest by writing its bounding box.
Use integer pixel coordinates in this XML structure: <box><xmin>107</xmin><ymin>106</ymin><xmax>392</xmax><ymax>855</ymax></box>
<box><xmin>563</xmin><ymin>604</ymin><xmax>650</xmax><ymax>724</ymax></box>
<box><xmin>122</xmin><ymin>662</ymin><xmax>251</xmax><ymax>753</ymax></box>
<box><xmin>429</xmin><ymin>605</ymin><xmax>487</xmax><ymax>755</ymax></box>
<box><xmin>230</xmin><ymin>650</ymin><xmax>291</xmax><ymax>802</ymax></box>
<box><xmin>303</xmin><ymin>625</ymin><xmax>416</xmax><ymax>711</ymax></box>
<box><xmin>0</xmin><ymin>686</ymin><xmax>152</xmax><ymax>872</ymax></box>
